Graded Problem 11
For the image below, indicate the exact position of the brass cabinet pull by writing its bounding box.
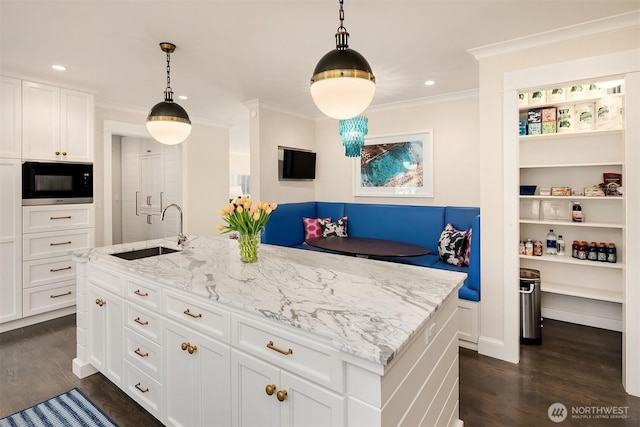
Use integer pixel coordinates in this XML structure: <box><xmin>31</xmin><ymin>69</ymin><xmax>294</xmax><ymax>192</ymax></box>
<box><xmin>50</xmin><ymin>241</ymin><xmax>72</xmax><ymax>246</ymax></box>
<box><xmin>265</xmin><ymin>384</ymin><xmax>276</xmax><ymax>396</ymax></box>
<box><xmin>95</xmin><ymin>299</ymin><xmax>106</xmax><ymax>307</ymax></box>
<box><xmin>50</xmin><ymin>291</ymin><xmax>72</xmax><ymax>298</ymax></box>
<box><xmin>146</xmin><ymin>195</ymin><xmax>152</xmax><ymax>206</ymax></box>
<box><xmin>180</xmin><ymin>342</ymin><xmax>197</xmax><ymax>354</ymax></box>
<box><xmin>61</xmin><ymin>151</ymin><xmax>67</xmax><ymax>156</ymax></box>
<box><xmin>134</xmin><ymin>289</ymin><xmax>149</xmax><ymax>297</ymax></box>
<box><xmin>50</xmin><ymin>215</ymin><xmax>72</xmax><ymax>220</ymax></box>
<box><xmin>134</xmin><ymin>348</ymin><xmax>149</xmax><ymax>358</ymax></box>
<box><xmin>266</xmin><ymin>341</ymin><xmax>293</xmax><ymax>356</ymax></box>
<box><xmin>134</xmin><ymin>317</ymin><xmax>148</xmax><ymax>326</ymax></box>
<box><xmin>276</xmin><ymin>390</ymin><xmax>288</xmax><ymax>402</ymax></box>
<box><xmin>134</xmin><ymin>382</ymin><xmax>149</xmax><ymax>393</ymax></box>
<box><xmin>183</xmin><ymin>309</ymin><xmax>202</xmax><ymax>319</ymax></box>
<box><xmin>135</xmin><ymin>191</ymin><xmax>140</xmax><ymax>216</ymax></box>
<box><xmin>50</xmin><ymin>266</ymin><xmax>72</xmax><ymax>272</ymax></box>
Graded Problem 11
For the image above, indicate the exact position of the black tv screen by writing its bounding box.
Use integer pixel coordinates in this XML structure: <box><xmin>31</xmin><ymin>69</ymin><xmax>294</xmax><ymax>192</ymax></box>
<box><xmin>282</xmin><ymin>149</ymin><xmax>316</xmax><ymax>180</ymax></box>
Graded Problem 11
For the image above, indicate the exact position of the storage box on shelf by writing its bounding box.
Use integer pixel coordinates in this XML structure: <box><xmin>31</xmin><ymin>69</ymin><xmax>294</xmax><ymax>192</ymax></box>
<box><xmin>518</xmin><ymin>80</ymin><xmax>625</xmax><ymax>330</ymax></box>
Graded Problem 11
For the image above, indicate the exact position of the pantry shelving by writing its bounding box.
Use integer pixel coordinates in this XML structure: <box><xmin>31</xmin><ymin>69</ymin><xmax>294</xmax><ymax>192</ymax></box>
<box><xmin>518</xmin><ymin>79</ymin><xmax>625</xmax><ymax>307</ymax></box>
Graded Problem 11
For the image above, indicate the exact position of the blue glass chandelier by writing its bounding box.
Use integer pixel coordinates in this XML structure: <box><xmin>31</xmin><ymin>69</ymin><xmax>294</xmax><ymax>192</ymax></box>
<box><xmin>338</xmin><ymin>116</ymin><xmax>368</xmax><ymax>157</ymax></box>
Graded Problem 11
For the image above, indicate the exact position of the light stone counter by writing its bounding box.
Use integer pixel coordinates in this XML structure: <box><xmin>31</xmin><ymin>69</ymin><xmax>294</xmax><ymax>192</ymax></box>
<box><xmin>82</xmin><ymin>234</ymin><xmax>465</xmax><ymax>366</ymax></box>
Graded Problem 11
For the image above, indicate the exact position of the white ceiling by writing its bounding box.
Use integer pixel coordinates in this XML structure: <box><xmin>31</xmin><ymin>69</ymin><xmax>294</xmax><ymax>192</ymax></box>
<box><xmin>1</xmin><ymin>0</ymin><xmax>638</xmax><ymax>153</ymax></box>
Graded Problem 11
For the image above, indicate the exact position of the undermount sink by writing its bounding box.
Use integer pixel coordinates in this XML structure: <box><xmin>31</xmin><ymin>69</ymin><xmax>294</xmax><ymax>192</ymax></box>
<box><xmin>111</xmin><ymin>246</ymin><xmax>180</xmax><ymax>261</ymax></box>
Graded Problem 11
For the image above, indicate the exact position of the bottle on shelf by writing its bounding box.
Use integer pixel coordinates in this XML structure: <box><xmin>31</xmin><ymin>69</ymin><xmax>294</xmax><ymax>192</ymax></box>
<box><xmin>533</xmin><ymin>240</ymin><xmax>543</xmax><ymax>256</ymax></box>
<box><xmin>525</xmin><ymin>239</ymin><xmax>534</xmax><ymax>256</ymax></box>
<box><xmin>557</xmin><ymin>235</ymin><xmax>565</xmax><ymax>256</ymax></box>
<box><xmin>519</xmin><ymin>241</ymin><xmax>525</xmax><ymax>255</ymax></box>
<box><xmin>597</xmin><ymin>242</ymin><xmax>607</xmax><ymax>262</ymax></box>
<box><xmin>578</xmin><ymin>241</ymin><xmax>588</xmax><ymax>260</ymax></box>
<box><xmin>572</xmin><ymin>240</ymin><xmax>579</xmax><ymax>258</ymax></box>
<box><xmin>546</xmin><ymin>229</ymin><xmax>557</xmax><ymax>255</ymax></box>
<box><xmin>607</xmin><ymin>243</ymin><xmax>617</xmax><ymax>263</ymax></box>
<box><xmin>572</xmin><ymin>202</ymin><xmax>584</xmax><ymax>223</ymax></box>
<box><xmin>587</xmin><ymin>242</ymin><xmax>598</xmax><ymax>261</ymax></box>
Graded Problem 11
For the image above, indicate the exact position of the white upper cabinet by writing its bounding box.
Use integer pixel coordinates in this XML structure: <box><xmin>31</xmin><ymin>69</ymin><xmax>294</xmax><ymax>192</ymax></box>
<box><xmin>22</xmin><ymin>81</ymin><xmax>94</xmax><ymax>162</ymax></box>
<box><xmin>0</xmin><ymin>76</ymin><xmax>22</xmax><ymax>159</ymax></box>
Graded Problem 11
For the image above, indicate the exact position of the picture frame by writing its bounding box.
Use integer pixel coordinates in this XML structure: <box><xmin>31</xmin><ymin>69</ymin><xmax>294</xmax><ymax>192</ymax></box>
<box><xmin>353</xmin><ymin>130</ymin><xmax>434</xmax><ymax>197</ymax></box>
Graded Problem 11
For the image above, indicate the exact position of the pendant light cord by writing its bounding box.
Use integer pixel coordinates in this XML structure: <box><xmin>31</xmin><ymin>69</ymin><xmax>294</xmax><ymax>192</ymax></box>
<box><xmin>335</xmin><ymin>0</ymin><xmax>349</xmax><ymax>50</ymax></box>
<box><xmin>164</xmin><ymin>50</ymin><xmax>174</xmax><ymax>103</ymax></box>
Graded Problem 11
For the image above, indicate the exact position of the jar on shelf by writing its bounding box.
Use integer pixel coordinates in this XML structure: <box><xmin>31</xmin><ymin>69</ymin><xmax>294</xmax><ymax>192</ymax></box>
<box><xmin>572</xmin><ymin>240</ymin><xmax>579</xmax><ymax>258</ymax></box>
<box><xmin>607</xmin><ymin>243</ymin><xmax>617</xmax><ymax>263</ymax></box>
<box><xmin>597</xmin><ymin>242</ymin><xmax>607</xmax><ymax>262</ymax></box>
<box><xmin>587</xmin><ymin>242</ymin><xmax>598</xmax><ymax>261</ymax></box>
<box><xmin>533</xmin><ymin>240</ymin><xmax>543</xmax><ymax>256</ymax></box>
<box><xmin>525</xmin><ymin>239</ymin><xmax>534</xmax><ymax>256</ymax></box>
<box><xmin>578</xmin><ymin>241</ymin><xmax>588</xmax><ymax>260</ymax></box>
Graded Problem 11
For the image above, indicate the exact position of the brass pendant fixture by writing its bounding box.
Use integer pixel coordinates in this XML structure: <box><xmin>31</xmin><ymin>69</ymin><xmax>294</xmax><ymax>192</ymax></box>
<box><xmin>146</xmin><ymin>42</ymin><xmax>191</xmax><ymax>145</ymax></box>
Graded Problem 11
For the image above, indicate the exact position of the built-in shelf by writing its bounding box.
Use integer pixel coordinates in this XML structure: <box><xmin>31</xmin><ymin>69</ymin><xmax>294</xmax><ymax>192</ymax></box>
<box><xmin>519</xmin><ymin>163</ymin><xmax>623</xmax><ymax>169</ymax></box>
<box><xmin>541</xmin><ymin>281</ymin><xmax>623</xmax><ymax>304</ymax></box>
<box><xmin>518</xmin><ymin>93</ymin><xmax>624</xmax><ymax>112</ymax></box>
<box><xmin>519</xmin><ymin>195</ymin><xmax>623</xmax><ymax>200</ymax></box>
<box><xmin>519</xmin><ymin>128</ymin><xmax>623</xmax><ymax>141</ymax></box>
<box><xmin>519</xmin><ymin>254</ymin><xmax>624</xmax><ymax>269</ymax></box>
<box><xmin>519</xmin><ymin>219</ymin><xmax>624</xmax><ymax>229</ymax></box>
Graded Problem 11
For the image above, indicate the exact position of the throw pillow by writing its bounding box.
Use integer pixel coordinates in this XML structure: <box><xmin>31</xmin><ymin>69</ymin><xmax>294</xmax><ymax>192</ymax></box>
<box><xmin>463</xmin><ymin>228</ymin><xmax>472</xmax><ymax>266</ymax></box>
<box><xmin>303</xmin><ymin>217</ymin><xmax>331</xmax><ymax>240</ymax></box>
<box><xmin>319</xmin><ymin>217</ymin><xmax>348</xmax><ymax>237</ymax></box>
<box><xmin>438</xmin><ymin>224</ymin><xmax>467</xmax><ymax>267</ymax></box>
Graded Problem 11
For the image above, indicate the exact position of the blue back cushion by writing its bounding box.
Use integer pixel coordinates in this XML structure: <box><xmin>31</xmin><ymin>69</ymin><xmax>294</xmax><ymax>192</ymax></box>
<box><xmin>316</xmin><ymin>202</ymin><xmax>346</xmax><ymax>222</ymax></box>
<box><xmin>262</xmin><ymin>201</ymin><xmax>317</xmax><ymax>246</ymax></box>
<box><xmin>342</xmin><ymin>203</ymin><xmax>446</xmax><ymax>254</ymax></box>
<box><xmin>444</xmin><ymin>207</ymin><xmax>479</xmax><ymax>231</ymax></box>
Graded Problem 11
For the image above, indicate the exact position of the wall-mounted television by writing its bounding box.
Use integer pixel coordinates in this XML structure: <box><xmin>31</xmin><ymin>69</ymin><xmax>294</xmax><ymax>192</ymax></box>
<box><xmin>282</xmin><ymin>148</ymin><xmax>316</xmax><ymax>180</ymax></box>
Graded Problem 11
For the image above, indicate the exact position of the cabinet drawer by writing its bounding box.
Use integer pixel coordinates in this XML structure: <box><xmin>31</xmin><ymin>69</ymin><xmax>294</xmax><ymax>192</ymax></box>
<box><xmin>125</xmin><ymin>302</ymin><xmax>162</xmax><ymax>344</ymax></box>
<box><xmin>23</xmin><ymin>280</ymin><xmax>75</xmax><ymax>317</ymax></box>
<box><xmin>125</xmin><ymin>328</ymin><xmax>162</xmax><ymax>382</ymax></box>
<box><xmin>127</xmin><ymin>278</ymin><xmax>160</xmax><ymax>312</ymax></box>
<box><xmin>23</xmin><ymin>228</ymin><xmax>93</xmax><ymax>261</ymax></box>
<box><xmin>23</xmin><ymin>255</ymin><xmax>76</xmax><ymax>288</ymax></box>
<box><xmin>23</xmin><ymin>205</ymin><xmax>94</xmax><ymax>233</ymax></box>
<box><xmin>163</xmin><ymin>289</ymin><xmax>230</xmax><ymax>343</ymax></box>
<box><xmin>89</xmin><ymin>264</ymin><xmax>124</xmax><ymax>296</ymax></box>
<box><xmin>124</xmin><ymin>361</ymin><xmax>162</xmax><ymax>419</ymax></box>
<box><xmin>232</xmin><ymin>314</ymin><xmax>343</xmax><ymax>392</ymax></box>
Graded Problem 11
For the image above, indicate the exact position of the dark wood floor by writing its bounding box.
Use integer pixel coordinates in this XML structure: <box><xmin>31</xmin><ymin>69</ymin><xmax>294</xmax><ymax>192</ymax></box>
<box><xmin>1</xmin><ymin>315</ymin><xmax>638</xmax><ymax>426</ymax></box>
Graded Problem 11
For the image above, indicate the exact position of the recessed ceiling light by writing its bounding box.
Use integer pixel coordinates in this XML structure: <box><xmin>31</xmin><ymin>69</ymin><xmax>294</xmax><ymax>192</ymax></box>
<box><xmin>52</xmin><ymin>65</ymin><xmax>66</xmax><ymax>71</ymax></box>
<box><xmin>178</xmin><ymin>95</ymin><xmax>188</xmax><ymax>100</ymax></box>
<box><xmin>424</xmin><ymin>80</ymin><xmax>435</xmax><ymax>86</ymax></box>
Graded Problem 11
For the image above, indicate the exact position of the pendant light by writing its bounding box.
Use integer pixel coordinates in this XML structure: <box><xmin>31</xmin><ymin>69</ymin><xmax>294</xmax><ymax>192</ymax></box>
<box><xmin>146</xmin><ymin>42</ymin><xmax>191</xmax><ymax>145</ymax></box>
<box><xmin>338</xmin><ymin>116</ymin><xmax>368</xmax><ymax>157</ymax></box>
<box><xmin>310</xmin><ymin>0</ymin><xmax>375</xmax><ymax>120</ymax></box>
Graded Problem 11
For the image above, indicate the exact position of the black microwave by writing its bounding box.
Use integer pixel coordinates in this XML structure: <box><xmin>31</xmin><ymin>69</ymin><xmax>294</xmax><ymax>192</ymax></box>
<box><xmin>22</xmin><ymin>161</ymin><xmax>93</xmax><ymax>205</ymax></box>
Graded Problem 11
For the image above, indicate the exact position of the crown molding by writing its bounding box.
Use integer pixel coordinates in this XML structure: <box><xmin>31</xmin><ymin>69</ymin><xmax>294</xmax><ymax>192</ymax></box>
<box><xmin>242</xmin><ymin>99</ymin><xmax>316</xmax><ymax>121</ymax></box>
<box><xmin>469</xmin><ymin>10</ymin><xmax>640</xmax><ymax>60</ymax></box>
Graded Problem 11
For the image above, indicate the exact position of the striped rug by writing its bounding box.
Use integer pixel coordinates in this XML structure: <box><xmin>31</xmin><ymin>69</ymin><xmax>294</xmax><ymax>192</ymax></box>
<box><xmin>0</xmin><ymin>388</ymin><xmax>118</xmax><ymax>427</ymax></box>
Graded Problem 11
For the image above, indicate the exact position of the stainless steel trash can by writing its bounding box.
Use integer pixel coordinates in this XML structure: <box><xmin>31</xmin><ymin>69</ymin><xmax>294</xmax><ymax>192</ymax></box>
<box><xmin>520</xmin><ymin>268</ymin><xmax>542</xmax><ymax>344</ymax></box>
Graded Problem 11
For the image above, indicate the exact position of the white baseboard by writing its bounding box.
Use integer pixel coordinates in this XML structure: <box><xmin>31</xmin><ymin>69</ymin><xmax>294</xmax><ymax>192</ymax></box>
<box><xmin>0</xmin><ymin>306</ymin><xmax>75</xmax><ymax>333</ymax></box>
<box><xmin>542</xmin><ymin>307</ymin><xmax>622</xmax><ymax>332</ymax></box>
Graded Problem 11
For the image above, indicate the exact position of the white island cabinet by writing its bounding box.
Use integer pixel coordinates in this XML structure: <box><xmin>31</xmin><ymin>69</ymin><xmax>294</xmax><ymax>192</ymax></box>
<box><xmin>73</xmin><ymin>236</ymin><xmax>465</xmax><ymax>427</ymax></box>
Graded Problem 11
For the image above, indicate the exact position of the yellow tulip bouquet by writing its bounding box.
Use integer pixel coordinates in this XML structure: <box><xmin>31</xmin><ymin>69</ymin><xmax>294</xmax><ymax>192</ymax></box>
<box><xmin>217</xmin><ymin>197</ymin><xmax>277</xmax><ymax>262</ymax></box>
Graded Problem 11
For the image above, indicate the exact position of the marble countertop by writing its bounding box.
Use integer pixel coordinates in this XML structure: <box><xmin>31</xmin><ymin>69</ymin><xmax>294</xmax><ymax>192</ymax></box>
<box><xmin>80</xmin><ymin>235</ymin><xmax>465</xmax><ymax>366</ymax></box>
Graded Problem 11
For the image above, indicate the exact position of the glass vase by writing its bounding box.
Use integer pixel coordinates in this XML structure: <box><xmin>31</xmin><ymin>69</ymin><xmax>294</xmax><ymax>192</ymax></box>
<box><xmin>238</xmin><ymin>232</ymin><xmax>259</xmax><ymax>263</ymax></box>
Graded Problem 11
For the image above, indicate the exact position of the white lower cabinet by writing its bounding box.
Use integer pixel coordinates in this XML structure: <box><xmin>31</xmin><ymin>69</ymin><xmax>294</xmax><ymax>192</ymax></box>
<box><xmin>163</xmin><ymin>320</ymin><xmax>231</xmax><ymax>427</ymax></box>
<box><xmin>232</xmin><ymin>349</ymin><xmax>344</xmax><ymax>427</ymax></box>
<box><xmin>87</xmin><ymin>283</ymin><xmax>124</xmax><ymax>386</ymax></box>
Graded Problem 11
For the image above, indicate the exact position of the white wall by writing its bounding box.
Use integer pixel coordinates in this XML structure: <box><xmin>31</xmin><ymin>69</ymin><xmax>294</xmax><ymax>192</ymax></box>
<box><xmin>314</xmin><ymin>93</ymin><xmax>480</xmax><ymax>207</ymax></box>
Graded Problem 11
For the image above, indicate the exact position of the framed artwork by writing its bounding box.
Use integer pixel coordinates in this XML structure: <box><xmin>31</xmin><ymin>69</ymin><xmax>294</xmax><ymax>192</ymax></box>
<box><xmin>353</xmin><ymin>130</ymin><xmax>434</xmax><ymax>197</ymax></box>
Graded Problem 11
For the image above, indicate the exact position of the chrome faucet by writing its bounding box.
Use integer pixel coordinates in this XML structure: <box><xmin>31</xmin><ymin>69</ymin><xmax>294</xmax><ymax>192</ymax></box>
<box><xmin>161</xmin><ymin>203</ymin><xmax>187</xmax><ymax>246</ymax></box>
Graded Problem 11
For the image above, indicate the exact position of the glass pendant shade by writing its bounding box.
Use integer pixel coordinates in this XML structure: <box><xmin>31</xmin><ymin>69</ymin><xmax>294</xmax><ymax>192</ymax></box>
<box><xmin>146</xmin><ymin>42</ymin><xmax>191</xmax><ymax>145</ymax></box>
<box><xmin>146</xmin><ymin>101</ymin><xmax>192</xmax><ymax>145</ymax></box>
<box><xmin>311</xmin><ymin>49</ymin><xmax>375</xmax><ymax>120</ymax></box>
<box><xmin>338</xmin><ymin>116</ymin><xmax>368</xmax><ymax>157</ymax></box>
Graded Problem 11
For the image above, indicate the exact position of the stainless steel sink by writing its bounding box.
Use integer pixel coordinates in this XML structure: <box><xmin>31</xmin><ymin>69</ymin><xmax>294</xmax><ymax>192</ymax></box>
<box><xmin>111</xmin><ymin>246</ymin><xmax>180</xmax><ymax>261</ymax></box>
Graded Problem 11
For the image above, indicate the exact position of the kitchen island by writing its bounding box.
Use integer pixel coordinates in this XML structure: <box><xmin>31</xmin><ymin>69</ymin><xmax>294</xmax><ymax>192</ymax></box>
<box><xmin>72</xmin><ymin>235</ymin><xmax>465</xmax><ymax>427</ymax></box>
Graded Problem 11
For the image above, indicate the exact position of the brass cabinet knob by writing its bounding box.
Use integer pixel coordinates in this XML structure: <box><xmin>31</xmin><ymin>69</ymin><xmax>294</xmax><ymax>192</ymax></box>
<box><xmin>55</xmin><ymin>151</ymin><xmax>60</xmax><ymax>155</ymax></box>
<box><xmin>276</xmin><ymin>390</ymin><xmax>288</xmax><ymax>402</ymax></box>
<box><xmin>265</xmin><ymin>384</ymin><xmax>276</xmax><ymax>396</ymax></box>
<box><xmin>181</xmin><ymin>342</ymin><xmax>188</xmax><ymax>351</ymax></box>
<box><xmin>61</xmin><ymin>151</ymin><xmax>67</xmax><ymax>156</ymax></box>
<box><xmin>95</xmin><ymin>298</ymin><xmax>105</xmax><ymax>306</ymax></box>
<box><xmin>187</xmin><ymin>344</ymin><xmax>197</xmax><ymax>354</ymax></box>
